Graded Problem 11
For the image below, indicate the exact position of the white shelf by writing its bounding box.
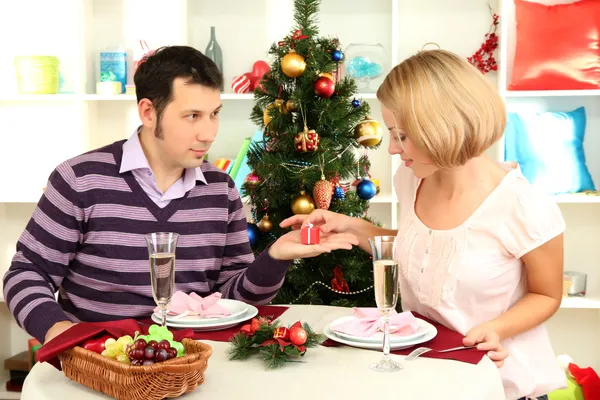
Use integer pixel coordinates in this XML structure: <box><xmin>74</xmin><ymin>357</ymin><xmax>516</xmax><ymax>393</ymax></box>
<box><xmin>502</xmin><ymin>90</ymin><xmax>600</xmax><ymax>98</ymax></box>
<box><xmin>553</xmin><ymin>194</ymin><xmax>600</xmax><ymax>204</ymax></box>
<box><xmin>560</xmin><ymin>296</ymin><xmax>600</xmax><ymax>309</ymax></box>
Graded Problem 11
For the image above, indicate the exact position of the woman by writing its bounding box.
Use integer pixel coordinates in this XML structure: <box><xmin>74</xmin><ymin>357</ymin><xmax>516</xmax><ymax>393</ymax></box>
<box><xmin>280</xmin><ymin>49</ymin><xmax>566</xmax><ymax>400</ymax></box>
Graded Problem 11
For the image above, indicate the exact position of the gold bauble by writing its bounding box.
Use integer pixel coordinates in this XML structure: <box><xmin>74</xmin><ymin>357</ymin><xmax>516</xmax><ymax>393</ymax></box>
<box><xmin>257</xmin><ymin>214</ymin><xmax>273</xmax><ymax>233</ymax></box>
<box><xmin>281</xmin><ymin>50</ymin><xmax>306</xmax><ymax>78</ymax></box>
<box><xmin>319</xmin><ymin>72</ymin><xmax>334</xmax><ymax>81</ymax></box>
<box><xmin>291</xmin><ymin>190</ymin><xmax>316</xmax><ymax>215</ymax></box>
<box><xmin>354</xmin><ymin>116</ymin><xmax>383</xmax><ymax>147</ymax></box>
<box><xmin>263</xmin><ymin>99</ymin><xmax>287</xmax><ymax>126</ymax></box>
<box><xmin>285</xmin><ymin>99</ymin><xmax>297</xmax><ymax>112</ymax></box>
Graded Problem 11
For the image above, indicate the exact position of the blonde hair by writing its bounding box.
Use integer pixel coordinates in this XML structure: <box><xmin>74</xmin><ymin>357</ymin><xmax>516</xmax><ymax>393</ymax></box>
<box><xmin>376</xmin><ymin>49</ymin><xmax>506</xmax><ymax>168</ymax></box>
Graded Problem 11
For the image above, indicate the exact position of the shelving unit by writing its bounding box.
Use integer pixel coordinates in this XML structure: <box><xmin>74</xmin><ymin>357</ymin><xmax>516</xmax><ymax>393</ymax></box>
<box><xmin>0</xmin><ymin>0</ymin><xmax>598</xmax><ymax>387</ymax></box>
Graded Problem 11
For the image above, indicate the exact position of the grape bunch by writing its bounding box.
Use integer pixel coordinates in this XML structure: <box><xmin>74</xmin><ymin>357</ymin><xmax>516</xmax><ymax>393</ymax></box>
<box><xmin>127</xmin><ymin>338</ymin><xmax>180</xmax><ymax>366</ymax></box>
<box><xmin>101</xmin><ymin>335</ymin><xmax>134</xmax><ymax>364</ymax></box>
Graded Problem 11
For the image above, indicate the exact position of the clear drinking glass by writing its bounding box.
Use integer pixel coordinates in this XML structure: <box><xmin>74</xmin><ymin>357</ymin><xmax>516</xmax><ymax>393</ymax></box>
<box><xmin>368</xmin><ymin>235</ymin><xmax>403</xmax><ymax>372</ymax></box>
<box><xmin>144</xmin><ymin>232</ymin><xmax>179</xmax><ymax>327</ymax></box>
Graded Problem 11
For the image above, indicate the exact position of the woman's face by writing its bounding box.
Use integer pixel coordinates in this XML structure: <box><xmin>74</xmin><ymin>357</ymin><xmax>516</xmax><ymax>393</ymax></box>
<box><xmin>381</xmin><ymin>104</ymin><xmax>438</xmax><ymax>179</ymax></box>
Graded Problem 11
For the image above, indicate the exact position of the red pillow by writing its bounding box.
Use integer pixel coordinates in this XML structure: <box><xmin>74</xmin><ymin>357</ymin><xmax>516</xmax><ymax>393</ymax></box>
<box><xmin>509</xmin><ymin>0</ymin><xmax>600</xmax><ymax>90</ymax></box>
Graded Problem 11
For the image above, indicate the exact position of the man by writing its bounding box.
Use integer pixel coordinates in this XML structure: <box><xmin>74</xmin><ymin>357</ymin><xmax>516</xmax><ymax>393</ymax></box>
<box><xmin>2</xmin><ymin>46</ymin><xmax>358</xmax><ymax>344</ymax></box>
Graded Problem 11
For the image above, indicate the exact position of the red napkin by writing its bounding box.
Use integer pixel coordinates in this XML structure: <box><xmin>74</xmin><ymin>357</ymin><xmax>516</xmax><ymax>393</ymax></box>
<box><xmin>36</xmin><ymin>318</ymin><xmax>196</xmax><ymax>371</ymax></box>
<box><xmin>322</xmin><ymin>312</ymin><xmax>486</xmax><ymax>364</ymax></box>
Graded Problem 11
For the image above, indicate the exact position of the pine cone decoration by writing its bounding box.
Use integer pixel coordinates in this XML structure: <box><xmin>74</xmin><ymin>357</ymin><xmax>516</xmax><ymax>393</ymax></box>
<box><xmin>313</xmin><ymin>176</ymin><xmax>333</xmax><ymax>210</ymax></box>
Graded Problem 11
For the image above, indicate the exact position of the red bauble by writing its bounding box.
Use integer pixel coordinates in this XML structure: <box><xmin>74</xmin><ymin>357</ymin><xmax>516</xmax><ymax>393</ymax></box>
<box><xmin>273</xmin><ymin>327</ymin><xmax>290</xmax><ymax>340</ymax></box>
<box><xmin>289</xmin><ymin>326</ymin><xmax>308</xmax><ymax>345</ymax></box>
<box><xmin>314</xmin><ymin>76</ymin><xmax>335</xmax><ymax>98</ymax></box>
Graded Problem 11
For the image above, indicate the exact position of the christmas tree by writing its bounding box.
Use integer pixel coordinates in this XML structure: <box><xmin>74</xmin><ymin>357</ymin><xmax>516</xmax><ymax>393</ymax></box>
<box><xmin>243</xmin><ymin>0</ymin><xmax>384</xmax><ymax>307</ymax></box>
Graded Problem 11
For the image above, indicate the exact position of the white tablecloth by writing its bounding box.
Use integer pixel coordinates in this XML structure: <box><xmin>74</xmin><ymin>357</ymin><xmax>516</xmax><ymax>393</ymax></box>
<box><xmin>21</xmin><ymin>305</ymin><xmax>505</xmax><ymax>400</ymax></box>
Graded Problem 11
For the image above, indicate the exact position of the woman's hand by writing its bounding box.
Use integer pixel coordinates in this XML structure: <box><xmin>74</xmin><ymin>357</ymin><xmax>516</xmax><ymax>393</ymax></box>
<box><xmin>463</xmin><ymin>323</ymin><xmax>509</xmax><ymax>368</ymax></box>
<box><xmin>279</xmin><ymin>209</ymin><xmax>355</xmax><ymax>234</ymax></box>
<box><xmin>268</xmin><ymin>229</ymin><xmax>359</xmax><ymax>261</ymax></box>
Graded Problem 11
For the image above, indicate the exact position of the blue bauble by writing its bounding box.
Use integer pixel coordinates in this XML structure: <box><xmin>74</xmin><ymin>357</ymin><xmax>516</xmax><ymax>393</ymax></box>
<box><xmin>334</xmin><ymin>186</ymin><xmax>345</xmax><ymax>201</ymax></box>
<box><xmin>247</xmin><ymin>223</ymin><xmax>261</xmax><ymax>247</ymax></box>
<box><xmin>356</xmin><ymin>179</ymin><xmax>377</xmax><ymax>200</ymax></box>
<box><xmin>351</xmin><ymin>98</ymin><xmax>360</xmax><ymax>108</ymax></box>
<box><xmin>332</xmin><ymin>50</ymin><xmax>343</xmax><ymax>62</ymax></box>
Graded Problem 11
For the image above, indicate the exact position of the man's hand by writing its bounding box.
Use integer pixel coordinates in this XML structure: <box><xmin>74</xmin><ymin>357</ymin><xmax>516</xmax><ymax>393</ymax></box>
<box><xmin>44</xmin><ymin>320</ymin><xmax>77</xmax><ymax>344</ymax></box>
<box><xmin>268</xmin><ymin>229</ymin><xmax>359</xmax><ymax>261</ymax></box>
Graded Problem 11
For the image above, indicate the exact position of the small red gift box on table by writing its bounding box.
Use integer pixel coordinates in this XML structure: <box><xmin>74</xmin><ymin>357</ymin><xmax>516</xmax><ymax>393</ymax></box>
<box><xmin>301</xmin><ymin>222</ymin><xmax>320</xmax><ymax>245</ymax></box>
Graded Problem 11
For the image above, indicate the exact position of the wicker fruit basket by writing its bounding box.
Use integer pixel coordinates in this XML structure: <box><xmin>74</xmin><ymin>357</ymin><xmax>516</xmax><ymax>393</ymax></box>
<box><xmin>58</xmin><ymin>338</ymin><xmax>212</xmax><ymax>400</ymax></box>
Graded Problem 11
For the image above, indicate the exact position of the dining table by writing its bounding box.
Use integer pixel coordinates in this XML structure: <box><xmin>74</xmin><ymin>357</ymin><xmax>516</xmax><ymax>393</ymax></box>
<box><xmin>20</xmin><ymin>304</ymin><xmax>506</xmax><ymax>400</ymax></box>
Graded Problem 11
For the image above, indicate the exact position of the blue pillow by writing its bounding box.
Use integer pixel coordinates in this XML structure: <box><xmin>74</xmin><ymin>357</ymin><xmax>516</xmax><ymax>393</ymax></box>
<box><xmin>504</xmin><ymin>106</ymin><xmax>596</xmax><ymax>195</ymax></box>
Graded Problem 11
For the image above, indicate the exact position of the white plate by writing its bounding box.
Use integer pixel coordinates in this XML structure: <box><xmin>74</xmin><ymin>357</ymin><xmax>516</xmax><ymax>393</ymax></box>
<box><xmin>329</xmin><ymin>315</ymin><xmax>429</xmax><ymax>344</ymax></box>
<box><xmin>154</xmin><ymin>299</ymin><xmax>249</xmax><ymax>325</ymax></box>
<box><xmin>323</xmin><ymin>318</ymin><xmax>437</xmax><ymax>351</ymax></box>
<box><xmin>152</xmin><ymin>304</ymin><xmax>258</xmax><ymax>331</ymax></box>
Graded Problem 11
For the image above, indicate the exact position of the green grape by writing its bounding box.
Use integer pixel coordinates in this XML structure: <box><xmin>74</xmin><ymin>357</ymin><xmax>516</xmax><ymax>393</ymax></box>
<box><xmin>162</xmin><ymin>330</ymin><xmax>174</xmax><ymax>341</ymax></box>
<box><xmin>104</xmin><ymin>338</ymin><xmax>117</xmax><ymax>348</ymax></box>
<box><xmin>148</xmin><ymin>325</ymin><xmax>159</xmax><ymax>335</ymax></box>
<box><xmin>116</xmin><ymin>354</ymin><xmax>130</xmax><ymax>364</ymax></box>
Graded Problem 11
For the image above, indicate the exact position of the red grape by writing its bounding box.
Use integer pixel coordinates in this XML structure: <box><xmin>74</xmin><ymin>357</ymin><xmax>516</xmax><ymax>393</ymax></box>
<box><xmin>131</xmin><ymin>349</ymin><xmax>144</xmax><ymax>360</ymax></box>
<box><xmin>147</xmin><ymin>340</ymin><xmax>159</xmax><ymax>349</ymax></box>
<box><xmin>154</xmin><ymin>349</ymin><xmax>168</xmax><ymax>362</ymax></box>
<box><xmin>167</xmin><ymin>348</ymin><xmax>177</xmax><ymax>359</ymax></box>
<box><xmin>144</xmin><ymin>346</ymin><xmax>155</xmax><ymax>360</ymax></box>
<box><xmin>142</xmin><ymin>359</ymin><xmax>154</xmax><ymax>366</ymax></box>
<box><xmin>131</xmin><ymin>359</ymin><xmax>143</xmax><ymax>366</ymax></box>
<box><xmin>134</xmin><ymin>339</ymin><xmax>147</xmax><ymax>350</ymax></box>
<box><xmin>158</xmin><ymin>340</ymin><xmax>170</xmax><ymax>350</ymax></box>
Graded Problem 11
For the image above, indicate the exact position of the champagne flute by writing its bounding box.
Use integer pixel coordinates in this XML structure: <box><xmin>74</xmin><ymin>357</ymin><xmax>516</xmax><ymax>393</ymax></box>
<box><xmin>144</xmin><ymin>232</ymin><xmax>179</xmax><ymax>327</ymax></box>
<box><xmin>368</xmin><ymin>235</ymin><xmax>403</xmax><ymax>372</ymax></box>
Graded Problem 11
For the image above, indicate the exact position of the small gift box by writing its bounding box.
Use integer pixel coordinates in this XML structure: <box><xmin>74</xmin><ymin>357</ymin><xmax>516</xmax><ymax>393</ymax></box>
<box><xmin>301</xmin><ymin>222</ymin><xmax>320</xmax><ymax>245</ymax></box>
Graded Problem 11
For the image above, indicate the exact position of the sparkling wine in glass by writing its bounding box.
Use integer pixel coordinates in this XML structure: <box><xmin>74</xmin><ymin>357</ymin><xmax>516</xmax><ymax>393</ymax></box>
<box><xmin>145</xmin><ymin>232</ymin><xmax>179</xmax><ymax>327</ymax></box>
<box><xmin>368</xmin><ymin>235</ymin><xmax>402</xmax><ymax>372</ymax></box>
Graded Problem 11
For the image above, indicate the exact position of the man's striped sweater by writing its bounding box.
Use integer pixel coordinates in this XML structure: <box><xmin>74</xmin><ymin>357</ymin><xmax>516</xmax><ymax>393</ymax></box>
<box><xmin>2</xmin><ymin>140</ymin><xmax>290</xmax><ymax>343</ymax></box>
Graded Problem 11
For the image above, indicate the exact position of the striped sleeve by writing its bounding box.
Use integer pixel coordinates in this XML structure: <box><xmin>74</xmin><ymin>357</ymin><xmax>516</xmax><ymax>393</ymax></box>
<box><xmin>2</xmin><ymin>161</ymin><xmax>83</xmax><ymax>342</ymax></box>
<box><xmin>214</xmin><ymin>179</ymin><xmax>291</xmax><ymax>304</ymax></box>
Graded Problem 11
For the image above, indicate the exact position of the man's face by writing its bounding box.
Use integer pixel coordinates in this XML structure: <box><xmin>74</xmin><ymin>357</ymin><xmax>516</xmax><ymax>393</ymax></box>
<box><xmin>154</xmin><ymin>78</ymin><xmax>222</xmax><ymax>169</ymax></box>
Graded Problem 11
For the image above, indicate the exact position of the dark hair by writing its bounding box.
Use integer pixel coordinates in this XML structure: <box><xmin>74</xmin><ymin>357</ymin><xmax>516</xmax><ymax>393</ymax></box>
<box><xmin>134</xmin><ymin>45</ymin><xmax>223</xmax><ymax>135</ymax></box>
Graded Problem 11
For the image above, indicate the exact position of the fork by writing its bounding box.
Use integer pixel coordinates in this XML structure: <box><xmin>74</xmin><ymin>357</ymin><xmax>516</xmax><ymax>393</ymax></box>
<box><xmin>404</xmin><ymin>345</ymin><xmax>476</xmax><ymax>361</ymax></box>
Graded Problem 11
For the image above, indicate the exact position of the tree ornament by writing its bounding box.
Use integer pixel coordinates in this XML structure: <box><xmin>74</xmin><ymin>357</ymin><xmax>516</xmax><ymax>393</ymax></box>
<box><xmin>331</xmin><ymin>266</ymin><xmax>350</xmax><ymax>292</ymax></box>
<box><xmin>314</xmin><ymin>75</ymin><xmax>335</xmax><ymax>98</ymax></box>
<box><xmin>356</xmin><ymin>178</ymin><xmax>377</xmax><ymax>200</ymax></box>
<box><xmin>313</xmin><ymin>174</ymin><xmax>333</xmax><ymax>210</ymax></box>
<box><xmin>273</xmin><ymin>327</ymin><xmax>290</xmax><ymax>340</ymax></box>
<box><xmin>285</xmin><ymin>99</ymin><xmax>297</xmax><ymax>112</ymax></box>
<box><xmin>332</xmin><ymin>50</ymin><xmax>343</xmax><ymax>62</ymax></box>
<box><xmin>294</xmin><ymin>127</ymin><xmax>320</xmax><ymax>152</ymax></box>
<box><xmin>351</xmin><ymin>98</ymin><xmax>361</xmax><ymax>108</ymax></box>
<box><xmin>257</xmin><ymin>214</ymin><xmax>273</xmax><ymax>233</ymax></box>
<box><xmin>289</xmin><ymin>326</ymin><xmax>308</xmax><ymax>346</ymax></box>
<box><xmin>291</xmin><ymin>190</ymin><xmax>316</xmax><ymax>215</ymax></box>
<box><xmin>247</xmin><ymin>222</ymin><xmax>261</xmax><ymax>247</ymax></box>
<box><xmin>263</xmin><ymin>98</ymin><xmax>287</xmax><ymax>127</ymax></box>
<box><xmin>244</xmin><ymin>172</ymin><xmax>260</xmax><ymax>190</ymax></box>
<box><xmin>333</xmin><ymin>185</ymin><xmax>345</xmax><ymax>201</ymax></box>
<box><xmin>281</xmin><ymin>49</ymin><xmax>306</xmax><ymax>78</ymax></box>
<box><xmin>354</xmin><ymin>116</ymin><xmax>383</xmax><ymax>147</ymax></box>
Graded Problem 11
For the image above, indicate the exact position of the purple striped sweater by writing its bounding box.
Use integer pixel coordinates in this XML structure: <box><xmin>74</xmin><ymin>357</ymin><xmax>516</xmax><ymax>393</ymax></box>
<box><xmin>2</xmin><ymin>140</ymin><xmax>291</xmax><ymax>343</ymax></box>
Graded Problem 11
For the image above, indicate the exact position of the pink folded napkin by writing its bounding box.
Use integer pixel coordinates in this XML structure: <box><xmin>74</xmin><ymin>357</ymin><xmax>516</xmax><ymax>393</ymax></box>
<box><xmin>154</xmin><ymin>291</ymin><xmax>231</xmax><ymax>318</ymax></box>
<box><xmin>331</xmin><ymin>307</ymin><xmax>419</xmax><ymax>338</ymax></box>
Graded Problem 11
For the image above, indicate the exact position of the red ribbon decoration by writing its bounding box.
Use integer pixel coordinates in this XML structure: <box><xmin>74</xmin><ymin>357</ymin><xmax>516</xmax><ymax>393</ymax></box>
<box><xmin>278</xmin><ymin>30</ymin><xmax>309</xmax><ymax>47</ymax></box>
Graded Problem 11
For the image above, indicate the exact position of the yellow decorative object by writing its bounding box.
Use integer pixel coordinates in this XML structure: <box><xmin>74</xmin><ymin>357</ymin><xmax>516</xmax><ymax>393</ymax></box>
<box><xmin>96</xmin><ymin>81</ymin><xmax>123</xmax><ymax>95</ymax></box>
<box><xmin>285</xmin><ymin>99</ymin><xmax>297</xmax><ymax>112</ymax></box>
<box><xmin>14</xmin><ymin>56</ymin><xmax>60</xmax><ymax>94</ymax></box>
<box><xmin>354</xmin><ymin>116</ymin><xmax>383</xmax><ymax>147</ymax></box>
<box><xmin>281</xmin><ymin>50</ymin><xmax>306</xmax><ymax>78</ymax></box>
<box><xmin>263</xmin><ymin>99</ymin><xmax>287</xmax><ymax>127</ymax></box>
<box><xmin>291</xmin><ymin>191</ymin><xmax>316</xmax><ymax>215</ymax></box>
<box><xmin>257</xmin><ymin>215</ymin><xmax>273</xmax><ymax>233</ymax></box>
